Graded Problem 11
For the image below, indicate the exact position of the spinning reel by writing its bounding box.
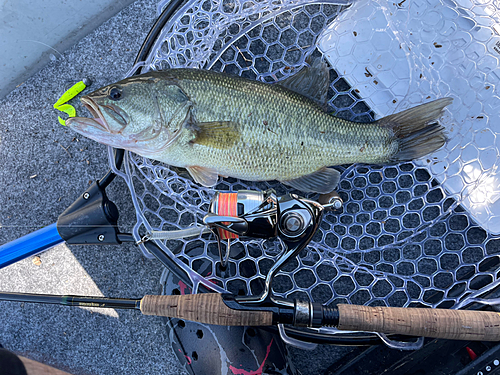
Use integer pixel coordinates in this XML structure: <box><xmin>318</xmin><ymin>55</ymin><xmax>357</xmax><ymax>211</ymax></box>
<box><xmin>205</xmin><ymin>189</ymin><xmax>342</xmax><ymax>306</ymax></box>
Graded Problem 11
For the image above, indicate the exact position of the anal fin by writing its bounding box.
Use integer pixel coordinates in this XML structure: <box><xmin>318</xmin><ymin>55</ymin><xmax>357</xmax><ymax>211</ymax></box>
<box><xmin>187</xmin><ymin>166</ymin><xmax>219</xmax><ymax>187</ymax></box>
<box><xmin>280</xmin><ymin>168</ymin><xmax>341</xmax><ymax>194</ymax></box>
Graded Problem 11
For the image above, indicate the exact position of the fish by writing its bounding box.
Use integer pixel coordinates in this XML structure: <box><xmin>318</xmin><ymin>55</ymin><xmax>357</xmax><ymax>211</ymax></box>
<box><xmin>66</xmin><ymin>61</ymin><xmax>452</xmax><ymax>194</ymax></box>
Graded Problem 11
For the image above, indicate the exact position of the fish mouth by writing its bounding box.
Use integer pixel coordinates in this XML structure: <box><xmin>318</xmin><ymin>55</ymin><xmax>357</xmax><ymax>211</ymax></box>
<box><xmin>80</xmin><ymin>96</ymin><xmax>110</xmax><ymax>132</ymax></box>
<box><xmin>66</xmin><ymin>96</ymin><xmax>110</xmax><ymax>132</ymax></box>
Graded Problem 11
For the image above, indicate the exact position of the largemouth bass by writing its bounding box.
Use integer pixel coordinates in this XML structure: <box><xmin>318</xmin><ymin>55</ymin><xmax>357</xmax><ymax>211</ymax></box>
<box><xmin>66</xmin><ymin>63</ymin><xmax>452</xmax><ymax>194</ymax></box>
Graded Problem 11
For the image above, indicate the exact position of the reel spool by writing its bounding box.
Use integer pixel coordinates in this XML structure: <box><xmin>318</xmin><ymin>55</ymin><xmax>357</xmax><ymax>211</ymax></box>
<box><xmin>109</xmin><ymin>0</ymin><xmax>500</xmax><ymax>348</ymax></box>
<box><xmin>208</xmin><ymin>190</ymin><xmax>275</xmax><ymax>240</ymax></box>
<box><xmin>207</xmin><ymin>190</ymin><xmax>277</xmax><ymax>268</ymax></box>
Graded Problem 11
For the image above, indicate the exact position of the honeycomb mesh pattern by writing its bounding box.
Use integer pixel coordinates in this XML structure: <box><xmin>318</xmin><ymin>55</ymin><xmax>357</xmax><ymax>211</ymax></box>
<box><xmin>117</xmin><ymin>0</ymin><xmax>500</xmax><ymax>309</ymax></box>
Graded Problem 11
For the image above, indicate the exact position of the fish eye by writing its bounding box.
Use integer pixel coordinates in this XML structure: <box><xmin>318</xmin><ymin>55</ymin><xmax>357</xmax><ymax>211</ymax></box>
<box><xmin>108</xmin><ymin>87</ymin><xmax>122</xmax><ymax>101</ymax></box>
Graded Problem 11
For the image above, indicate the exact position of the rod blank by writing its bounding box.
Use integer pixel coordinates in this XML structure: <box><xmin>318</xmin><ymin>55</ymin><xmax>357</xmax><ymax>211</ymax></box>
<box><xmin>0</xmin><ymin>292</ymin><xmax>140</xmax><ymax>310</ymax></box>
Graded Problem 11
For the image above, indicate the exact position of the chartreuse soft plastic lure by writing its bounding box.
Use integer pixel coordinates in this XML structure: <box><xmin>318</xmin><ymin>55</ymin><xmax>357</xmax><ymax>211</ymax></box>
<box><xmin>53</xmin><ymin>78</ymin><xmax>91</xmax><ymax>125</ymax></box>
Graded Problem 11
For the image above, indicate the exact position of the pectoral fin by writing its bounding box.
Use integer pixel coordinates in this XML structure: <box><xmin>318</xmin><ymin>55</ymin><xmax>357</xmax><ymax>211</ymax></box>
<box><xmin>187</xmin><ymin>166</ymin><xmax>219</xmax><ymax>187</ymax></box>
<box><xmin>190</xmin><ymin>121</ymin><xmax>240</xmax><ymax>149</ymax></box>
<box><xmin>280</xmin><ymin>168</ymin><xmax>341</xmax><ymax>194</ymax></box>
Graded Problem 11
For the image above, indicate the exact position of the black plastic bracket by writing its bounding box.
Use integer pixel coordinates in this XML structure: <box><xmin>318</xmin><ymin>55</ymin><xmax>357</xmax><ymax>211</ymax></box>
<box><xmin>56</xmin><ymin>181</ymin><xmax>120</xmax><ymax>245</ymax></box>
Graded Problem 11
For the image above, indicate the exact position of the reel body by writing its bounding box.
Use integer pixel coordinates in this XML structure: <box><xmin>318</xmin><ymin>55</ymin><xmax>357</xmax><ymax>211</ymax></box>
<box><xmin>205</xmin><ymin>189</ymin><xmax>329</xmax><ymax>304</ymax></box>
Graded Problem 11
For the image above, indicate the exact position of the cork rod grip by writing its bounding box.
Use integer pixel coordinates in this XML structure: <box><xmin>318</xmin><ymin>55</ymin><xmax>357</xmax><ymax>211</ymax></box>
<box><xmin>140</xmin><ymin>294</ymin><xmax>273</xmax><ymax>326</ymax></box>
<box><xmin>338</xmin><ymin>304</ymin><xmax>500</xmax><ymax>341</ymax></box>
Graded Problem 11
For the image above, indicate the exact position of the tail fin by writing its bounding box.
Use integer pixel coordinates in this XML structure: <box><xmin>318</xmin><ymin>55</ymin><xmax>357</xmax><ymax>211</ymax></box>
<box><xmin>379</xmin><ymin>98</ymin><xmax>453</xmax><ymax>162</ymax></box>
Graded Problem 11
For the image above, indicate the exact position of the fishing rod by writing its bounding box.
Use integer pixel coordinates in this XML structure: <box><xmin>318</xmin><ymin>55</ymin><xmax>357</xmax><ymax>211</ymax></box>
<box><xmin>1</xmin><ymin>291</ymin><xmax>500</xmax><ymax>341</ymax></box>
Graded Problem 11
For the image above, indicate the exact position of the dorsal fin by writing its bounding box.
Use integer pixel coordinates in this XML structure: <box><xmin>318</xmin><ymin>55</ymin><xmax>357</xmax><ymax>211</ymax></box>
<box><xmin>278</xmin><ymin>58</ymin><xmax>330</xmax><ymax>108</ymax></box>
